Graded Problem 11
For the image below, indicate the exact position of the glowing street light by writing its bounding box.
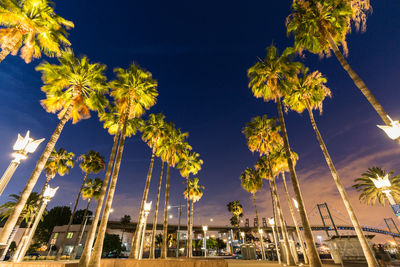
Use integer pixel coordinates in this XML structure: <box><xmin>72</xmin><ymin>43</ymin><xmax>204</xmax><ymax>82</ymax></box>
<box><xmin>0</xmin><ymin>131</ymin><xmax>44</xmax><ymax>195</ymax></box>
<box><xmin>292</xmin><ymin>198</ymin><xmax>299</xmax><ymax>210</ymax></box>
<box><xmin>16</xmin><ymin>185</ymin><xmax>58</xmax><ymax>262</ymax></box>
<box><xmin>370</xmin><ymin>174</ymin><xmax>400</xmax><ymax>221</ymax></box>
<box><xmin>202</xmin><ymin>225</ymin><xmax>208</xmax><ymax>258</ymax></box>
<box><xmin>139</xmin><ymin>201</ymin><xmax>152</xmax><ymax>260</ymax></box>
<box><xmin>377</xmin><ymin>116</ymin><xmax>400</xmax><ymax>140</ymax></box>
<box><xmin>240</xmin><ymin>232</ymin><xmax>245</xmax><ymax>243</ymax></box>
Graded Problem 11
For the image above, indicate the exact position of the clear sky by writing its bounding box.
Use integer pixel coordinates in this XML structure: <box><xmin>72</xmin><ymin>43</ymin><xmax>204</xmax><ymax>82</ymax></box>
<box><xmin>1</xmin><ymin>0</ymin><xmax>400</xmax><ymax>243</ymax></box>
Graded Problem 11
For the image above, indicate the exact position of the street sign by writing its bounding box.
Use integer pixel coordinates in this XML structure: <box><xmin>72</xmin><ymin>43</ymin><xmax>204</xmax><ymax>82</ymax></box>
<box><xmin>391</xmin><ymin>204</ymin><xmax>400</xmax><ymax>216</ymax></box>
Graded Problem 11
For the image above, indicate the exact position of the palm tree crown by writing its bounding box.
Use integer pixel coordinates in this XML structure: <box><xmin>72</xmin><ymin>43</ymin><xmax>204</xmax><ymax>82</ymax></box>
<box><xmin>141</xmin><ymin>113</ymin><xmax>166</xmax><ymax>150</ymax></box>
<box><xmin>240</xmin><ymin>168</ymin><xmax>263</xmax><ymax>194</ymax></box>
<box><xmin>99</xmin><ymin>106</ymin><xmax>144</xmax><ymax>137</ymax></box>
<box><xmin>44</xmin><ymin>147</ymin><xmax>75</xmax><ymax>179</ymax></box>
<box><xmin>82</xmin><ymin>178</ymin><xmax>103</xmax><ymax>201</ymax></box>
<box><xmin>35</xmin><ymin>49</ymin><xmax>109</xmax><ymax>123</ymax></box>
<box><xmin>243</xmin><ymin>115</ymin><xmax>282</xmax><ymax>155</ymax></box>
<box><xmin>177</xmin><ymin>150</ymin><xmax>203</xmax><ymax>178</ymax></box>
<box><xmin>353</xmin><ymin>167</ymin><xmax>400</xmax><ymax>206</ymax></box>
<box><xmin>0</xmin><ymin>192</ymin><xmax>40</xmax><ymax>224</ymax></box>
<box><xmin>79</xmin><ymin>150</ymin><xmax>106</xmax><ymax>175</ymax></box>
<box><xmin>0</xmin><ymin>0</ymin><xmax>74</xmax><ymax>63</ymax></box>
<box><xmin>184</xmin><ymin>178</ymin><xmax>204</xmax><ymax>203</ymax></box>
<box><xmin>282</xmin><ymin>67</ymin><xmax>331</xmax><ymax>114</ymax></box>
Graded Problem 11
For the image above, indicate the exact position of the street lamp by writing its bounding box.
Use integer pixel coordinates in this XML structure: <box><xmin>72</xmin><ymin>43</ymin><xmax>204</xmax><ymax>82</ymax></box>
<box><xmin>168</xmin><ymin>204</ymin><xmax>185</xmax><ymax>258</ymax></box>
<box><xmin>240</xmin><ymin>232</ymin><xmax>245</xmax><ymax>243</ymax></box>
<box><xmin>258</xmin><ymin>228</ymin><xmax>266</xmax><ymax>260</ymax></box>
<box><xmin>16</xmin><ymin>185</ymin><xmax>58</xmax><ymax>262</ymax></box>
<box><xmin>0</xmin><ymin>131</ymin><xmax>44</xmax><ymax>195</ymax></box>
<box><xmin>268</xmin><ymin>217</ymin><xmax>281</xmax><ymax>265</ymax></box>
<box><xmin>202</xmin><ymin>225</ymin><xmax>208</xmax><ymax>258</ymax></box>
<box><xmin>370</xmin><ymin>174</ymin><xmax>400</xmax><ymax>221</ymax></box>
<box><xmin>377</xmin><ymin>116</ymin><xmax>400</xmax><ymax>140</ymax></box>
<box><xmin>139</xmin><ymin>201</ymin><xmax>152</xmax><ymax>260</ymax></box>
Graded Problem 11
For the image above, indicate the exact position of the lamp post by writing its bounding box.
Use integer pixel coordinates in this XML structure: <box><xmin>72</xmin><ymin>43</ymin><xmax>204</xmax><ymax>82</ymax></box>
<box><xmin>16</xmin><ymin>185</ymin><xmax>58</xmax><ymax>262</ymax></box>
<box><xmin>168</xmin><ymin>204</ymin><xmax>185</xmax><ymax>258</ymax></box>
<box><xmin>202</xmin><ymin>225</ymin><xmax>208</xmax><ymax>258</ymax></box>
<box><xmin>0</xmin><ymin>131</ymin><xmax>44</xmax><ymax>195</ymax></box>
<box><xmin>370</xmin><ymin>174</ymin><xmax>400</xmax><ymax>222</ymax></box>
<box><xmin>70</xmin><ymin>214</ymin><xmax>94</xmax><ymax>259</ymax></box>
<box><xmin>240</xmin><ymin>232</ymin><xmax>245</xmax><ymax>243</ymax></box>
<box><xmin>377</xmin><ymin>116</ymin><xmax>400</xmax><ymax>140</ymax></box>
<box><xmin>268</xmin><ymin>217</ymin><xmax>281</xmax><ymax>264</ymax></box>
<box><xmin>139</xmin><ymin>201</ymin><xmax>152</xmax><ymax>260</ymax></box>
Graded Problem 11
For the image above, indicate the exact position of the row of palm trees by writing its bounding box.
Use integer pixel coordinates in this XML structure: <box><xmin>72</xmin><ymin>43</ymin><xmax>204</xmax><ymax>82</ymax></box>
<box><xmin>0</xmin><ymin>0</ymin><xmax>207</xmax><ymax>265</ymax></box>
<box><xmin>239</xmin><ymin>0</ymin><xmax>396</xmax><ymax>266</ymax></box>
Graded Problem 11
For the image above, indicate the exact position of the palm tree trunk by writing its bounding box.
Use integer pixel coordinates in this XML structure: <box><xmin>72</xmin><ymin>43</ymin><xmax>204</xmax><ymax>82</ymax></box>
<box><xmin>306</xmin><ymin>106</ymin><xmax>379</xmax><ymax>267</ymax></box>
<box><xmin>281</xmin><ymin>172</ymin><xmax>308</xmax><ymax>264</ymax></box>
<box><xmin>161</xmin><ymin>165</ymin><xmax>171</xmax><ymax>259</ymax></box>
<box><xmin>56</xmin><ymin>172</ymin><xmax>89</xmax><ymax>260</ymax></box>
<box><xmin>70</xmin><ymin>199</ymin><xmax>91</xmax><ymax>260</ymax></box>
<box><xmin>276</xmin><ymin>99</ymin><xmax>322</xmax><ymax>267</ymax></box>
<box><xmin>251</xmin><ymin>193</ymin><xmax>266</xmax><ymax>260</ymax></box>
<box><xmin>79</xmin><ymin>130</ymin><xmax>120</xmax><ymax>267</ymax></box>
<box><xmin>271</xmin><ymin>177</ymin><xmax>295</xmax><ymax>265</ymax></box>
<box><xmin>327</xmin><ymin>34</ymin><xmax>392</xmax><ymax>127</ymax></box>
<box><xmin>150</xmin><ymin>162</ymin><xmax>164</xmax><ymax>259</ymax></box>
<box><xmin>0</xmin><ymin>104</ymin><xmax>73</xmax><ymax>246</ymax></box>
<box><xmin>130</xmin><ymin>149</ymin><xmax>157</xmax><ymax>259</ymax></box>
<box><xmin>189</xmin><ymin>199</ymin><xmax>194</xmax><ymax>258</ymax></box>
<box><xmin>186</xmin><ymin>176</ymin><xmax>191</xmax><ymax>258</ymax></box>
<box><xmin>11</xmin><ymin>175</ymin><xmax>53</xmax><ymax>262</ymax></box>
<box><xmin>87</xmin><ymin>118</ymin><xmax>128</xmax><ymax>267</ymax></box>
<box><xmin>268</xmin><ymin>180</ymin><xmax>281</xmax><ymax>264</ymax></box>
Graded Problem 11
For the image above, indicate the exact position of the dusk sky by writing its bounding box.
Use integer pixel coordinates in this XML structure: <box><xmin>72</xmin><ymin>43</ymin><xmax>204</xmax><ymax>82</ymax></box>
<box><xmin>1</xmin><ymin>0</ymin><xmax>400</xmax><ymax>243</ymax></box>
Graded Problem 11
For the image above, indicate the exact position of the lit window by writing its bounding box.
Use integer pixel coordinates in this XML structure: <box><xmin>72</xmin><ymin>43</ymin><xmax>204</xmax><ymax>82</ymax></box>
<box><xmin>54</xmin><ymin>233</ymin><xmax>59</xmax><ymax>239</ymax></box>
<box><xmin>66</xmin><ymin>232</ymin><xmax>73</xmax><ymax>239</ymax></box>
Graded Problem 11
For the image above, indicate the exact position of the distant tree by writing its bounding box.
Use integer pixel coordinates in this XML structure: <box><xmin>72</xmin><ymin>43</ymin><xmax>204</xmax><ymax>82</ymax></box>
<box><xmin>36</xmin><ymin>206</ymin><xmax>71</xmax><ymax>244</ymax></box>
<box><xmin>120</xmin><ymin>215</ymin><xmax>131</xmax><ymax>243</ymax></box>
<box><xmin>227</xmin><ymin>200</ymin><xmax>243</xmax><ymax>228</ymax></box>
<box><xmin>73</xmin><ymin>209</ymin><xmax>93</xmax><ymax>224</ymax></box>
<box><xmin>102</xmin><ymin>234</ymin><xmax>122</xmax><ymax>256</ymax></box>
<box><xmin>155</xmin><ymin>234</ymin><xmax>163</xmax><ymax>247</ymax></box>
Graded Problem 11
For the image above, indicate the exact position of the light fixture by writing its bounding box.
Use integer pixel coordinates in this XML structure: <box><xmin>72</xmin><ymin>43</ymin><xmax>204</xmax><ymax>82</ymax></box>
<box><xmin>258</xmin><ymin>229</ymin><xmax>263</xmax><ymax>234</ymax></box>
<box><xmin>377</xmin><ymin>116</ymin><xmax>400</xmax><ymax>140</ymax></box>
<box><xmin>268</xmin><ymin>217</ymin><xmax>275</xmax><ymax>226</ymax></box>
<box><xmin>292</xmin><ymin>198</ymin><xmax>299</xmax><ymax>209</ymax></box>
<box><xmin>202</xmin><ymin>225</ymin><xmax>208</xmax><ymax>231</ymax></box>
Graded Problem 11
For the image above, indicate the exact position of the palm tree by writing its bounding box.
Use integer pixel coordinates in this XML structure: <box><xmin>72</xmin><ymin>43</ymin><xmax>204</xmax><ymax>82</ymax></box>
<box><xmin>9</xmin><ymin>148</ymin><xmax>74</xmax><ymax>262</ymax></box>
<box><xmin>0</xmin><ymin>192</ymin><xmax>40</xmax><ymax>260</ymax></box>
<box><xmin>56</xmin><ymin>150</ymin><xmax>105</xmax><ymax>260</ymax></box>
<box><xmin>286</xmin><ymin>0</ymin><xmax>392</xmax><ymax>131</ymax></box>
<box><xmin>255</xmin><ymin>156</ymin><xmax>295</xmax><ymax>265</ymax></box>
<box><xmin>268</xmin><ymin>146</ymin><xmax>308</xmax><ymax>264</ymax></box>
<box><xmin>156</xmin><ymin>123</ymin><xmax>191</xmax><ymax>259</ymax></box>
<box><xmin>282</xmin><ymin>66</ymin><xmax>379</xmax><ymax>267</ymax></box>
<box><xmin>177</xmin><ymin>150</ymin><xmax>203</xmax><ymax>258</ymax></box>
<box><xmin>79</xmin><ymin>107</ymin><xmax>143</xmax><ymax>267</ymax></box>
<box><xmin>354</xmin><ymin>167</ymin><xmax>400</xmax><ymax>206</ymax></box>
<box><xmin>70</xmin><ymin>177</ymin><xmax>103</xmax><ymax>260</ymax></box>
<box><xmin>87</xmin><ymin>63</ymin><xmax>158</xmax><ymax>267</ymax></box>
<box><xmin>0</xmin><ymin>0</ymin><xmax>74</xmax><ymax>63</ymax></box>
<box><xmin>247</xmin><ymin>45</ymin><xmax>321</xmax><ymax>267</ymax></box>
<box><xmin>227</xmin><ymin>200</ymin><xmax>243</xmax><ymax>228</ymax></box>
<box><xmin>120</xmin><ymin>215</ymin><xmax>131</xmax><ymax>245</ymax></box>
<box><xmin>0</xmin><ymin>49</ymin><xmax>108</xmax><ymax>246</ymax></box>
<box><xmin>184</xmin><ymin>177</ymin><xmax>204</xmax><ymax>257</ymax></box>
<box><xmin>240</xmin><ymin>168</ymin><xmax>265</xmax><ymax>260</ymax></box>
<box><xmin>130</xmin><ymin>113</ymin><xmax>166</xmax><ymax>259</ymax></box>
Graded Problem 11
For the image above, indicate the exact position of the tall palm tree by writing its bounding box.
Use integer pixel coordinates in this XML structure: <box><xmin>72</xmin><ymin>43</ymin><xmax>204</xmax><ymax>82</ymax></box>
<box><xmin>0</xmin><ymin>192</ymin><xmax>40</xmax><ymax>260</ymax></box>
<box><xmin>87</xmin><ymin>63</ymin><xmax>158</xmax><ymax>267</ymax></box>
<box><xmin>156</xmin><ymin>123</ymin><xmax>191</xmax><ymax>259</ymax></box>
<box><xmin>268</xmin><ymin>146</ymin><xmax>308</xmax><ymax>264</ymax></box>
<box><xmin>10</xmin><ymin>147</ymin><xmax>74</xmax><ymax>262</ymax></box>
<box><xmin>0</xmin><ymin>0</ymin><xmax>74</xmax><ymax>63</ymax></box>
<box><xmin>353</xmin><ymin>167</ymin><xmax>400</xmax><ymax>206</ymax></box>
<box><xmin>177</xmin><ymin>150</ymin><xmax>203</xmax><ymax>258</ymax></box>
<box><xmin>184</xmin><ymin>177</ymin><xmax>204</xmax><ymax>257</ymax></box>
<box><xmin>247</xmin><ymin>45</ymin><xmax>322</xmax><ymax>267</ymax></box>
<box><xmin>130</xmin><ymin>113</ymin><xmax>166</xmax><ymax>259</ymax></box>
<box><xmin>286</xmin><ymin>0</ymin><xmax>392</xmax><ymax>131</ymax></box>
<box><xmin>56</xmin><ymin>150</ymin><xmax>105</xmax><ymax>260</ymax></box>
<box><xmin>255</xmin><ymin>156</ymin><xmax>295</xmax><ymax>265</ymax></box>
<box><xmin>0</xmin><ymin>49</ymin><xmax>108</xmax><ymax>246</ymax></box>
<box><xmin>70</xmin><ymin>177</ymin><xmax>103</xmax><ymax>260</ymax></box>
<box><xmin>79</xmin><ymin>107</ymin><xmax>143</xmax><ymax>267</ymax></box>
<box><xmin>282</xmin><ymin>66</ymin><xmax>379</xmax><ymax>267</ymax></box>
<box><xmin>240</xmin><ymin>168</ymin><xmax>266</xmax><ymax>260</ymax></box>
